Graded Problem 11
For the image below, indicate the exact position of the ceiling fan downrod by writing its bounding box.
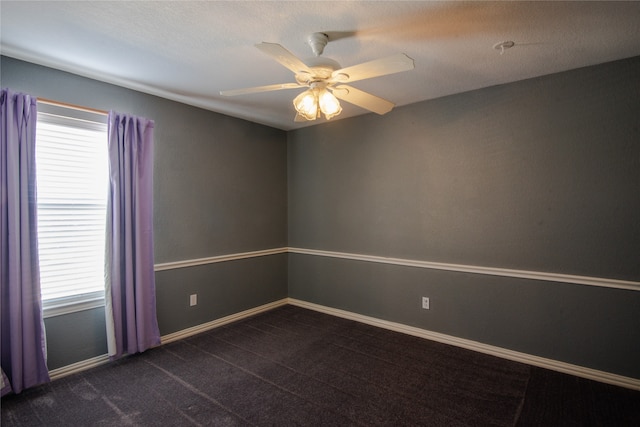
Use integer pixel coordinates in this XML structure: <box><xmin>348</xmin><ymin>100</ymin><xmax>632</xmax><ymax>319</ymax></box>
<box><xmin>307</xmin><ymin>32</ymin><xmax>329</xmax><ymax>56</ymax></box>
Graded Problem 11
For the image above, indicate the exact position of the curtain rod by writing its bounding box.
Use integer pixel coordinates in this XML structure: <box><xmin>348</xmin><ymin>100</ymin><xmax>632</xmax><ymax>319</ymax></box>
<box><xmin>37</xmin><ymin>97</ymin><xmax>108</xmax><ymax>116</ymax></box>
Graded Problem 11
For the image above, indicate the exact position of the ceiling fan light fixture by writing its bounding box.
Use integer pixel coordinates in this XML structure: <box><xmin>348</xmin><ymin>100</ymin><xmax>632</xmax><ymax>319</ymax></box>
<box><xmin>293</xmin><ymin>87</ymin><xmax>343</xmax><ymax>121</ymax></box>
<box><xmin>223</xmin><ymin>38</ymin><xmax>415</xmax><ymax>123</ymax></box>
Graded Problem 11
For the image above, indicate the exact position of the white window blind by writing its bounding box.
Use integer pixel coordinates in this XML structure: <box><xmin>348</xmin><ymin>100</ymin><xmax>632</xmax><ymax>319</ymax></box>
<box><xmin>36</xmin><ymin>103</ymin><xmax>109</xmax><ymax>315</ymax></box>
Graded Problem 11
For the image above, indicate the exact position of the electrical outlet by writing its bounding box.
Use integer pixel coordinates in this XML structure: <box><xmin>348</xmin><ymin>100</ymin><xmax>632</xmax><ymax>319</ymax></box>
<box><xmin>422</xmin><ymin>297</ymin><xmax>430</xmax><ymax>310</ymax></box>
<box><xmin>189</xmin><ymin>294</ymin><xmax>197</xmax><ymax>307</ymax></box>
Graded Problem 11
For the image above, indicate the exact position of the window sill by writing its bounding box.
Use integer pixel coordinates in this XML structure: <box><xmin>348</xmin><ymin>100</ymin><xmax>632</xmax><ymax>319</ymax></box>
<box><xmin>43</xmin><ymin>292</ymin><xmax>105</xmax><ymax>318</ymax></box>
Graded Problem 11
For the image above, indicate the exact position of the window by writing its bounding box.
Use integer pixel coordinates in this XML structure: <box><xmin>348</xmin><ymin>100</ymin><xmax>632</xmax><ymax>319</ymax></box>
<box><xmin>35</xmin><ymin>102</ymin><xmax>109</xmax><ymax>317</ymax></box>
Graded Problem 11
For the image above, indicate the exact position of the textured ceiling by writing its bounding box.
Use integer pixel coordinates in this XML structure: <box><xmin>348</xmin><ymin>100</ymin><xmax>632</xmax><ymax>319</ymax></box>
<box><xmin>2</xmin><ymin>1</ymin><xmax>640</xmax><ymax>130</ymax></box>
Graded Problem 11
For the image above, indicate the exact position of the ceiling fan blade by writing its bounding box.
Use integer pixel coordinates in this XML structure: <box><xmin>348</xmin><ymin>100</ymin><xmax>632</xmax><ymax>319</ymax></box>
<box><xmin>330</xmin><ymin>53</ymin><xmax>414</xmax><ymax>84</ymax></box>
<box><xmin>331</xmin><ymin>85</ymin><xmax>395</xmax><ymax>115</ymax></box>
<box><xmin>220</xmin><ymin>82</ymin><xmax>302</xmax><ymax>96</ymax></box>
<box><xmin>255</xmin><ymin>42</ymin><xmax>313</xmax><ymax>75</ymax></box>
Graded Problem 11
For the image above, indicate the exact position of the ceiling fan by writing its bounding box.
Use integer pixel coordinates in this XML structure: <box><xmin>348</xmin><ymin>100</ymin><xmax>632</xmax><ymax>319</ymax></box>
<box><xmin>220</xmin><ymin>33</ymin><xmax>415</xmax><ymax>122</ymax></box>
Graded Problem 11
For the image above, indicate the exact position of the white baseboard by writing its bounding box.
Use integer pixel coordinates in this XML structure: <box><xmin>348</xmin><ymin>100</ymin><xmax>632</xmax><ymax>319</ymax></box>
<box><xmin>49</xmin><ymin>298</ymin><xmax>639</xmax><ymax>391</ymax></box>
<box><xmin>48</xmin><ymin>299</ymin><xmax>289</xmax><ymax>381</ymax></box>
<box><xmin>287</xmin><ymin>298</ymin><xmax>640</xmax><ymax>391</ymax></box>
<box><xmin>49</xmin><ymin>354</ymin><xmax>111</xmax><ymax>381</ymax></box>
<box><xmin>160</xmin><ymin>298</ymin><xmax>289</xmax><ymax>344</ymax></box>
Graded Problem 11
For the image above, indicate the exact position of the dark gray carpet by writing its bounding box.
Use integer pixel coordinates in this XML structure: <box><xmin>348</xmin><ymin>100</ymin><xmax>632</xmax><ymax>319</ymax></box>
<box><xmin>2</xmin><ymin>305</ymin><xmax>639</xmax><ymax>426</ymax></box>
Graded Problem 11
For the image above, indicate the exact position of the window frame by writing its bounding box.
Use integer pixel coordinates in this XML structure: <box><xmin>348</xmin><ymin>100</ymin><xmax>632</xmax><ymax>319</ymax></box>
<box><xmin>36</xmin><ymin>101</ymin><xmax>109</xmax><ymax>318</ymax></box>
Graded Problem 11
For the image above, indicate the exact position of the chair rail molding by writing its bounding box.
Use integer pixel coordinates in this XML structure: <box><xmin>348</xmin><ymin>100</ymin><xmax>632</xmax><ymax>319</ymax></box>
<box><xmin>287</xmin><ymin>247</ymin><xmax>640</xmax><ymax>292</ymax></box>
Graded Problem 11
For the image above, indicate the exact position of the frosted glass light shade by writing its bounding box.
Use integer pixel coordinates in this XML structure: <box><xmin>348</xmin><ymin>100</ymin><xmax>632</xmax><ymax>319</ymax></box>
<box><xmin>293</xmin><ymin>89</ymin><xmax>318</xmax><ymax>120</ymax></box>
<box><xmin>318</xmin><ymin>90</ymin><xmax>342</xmax><ymax>119</ymax></box>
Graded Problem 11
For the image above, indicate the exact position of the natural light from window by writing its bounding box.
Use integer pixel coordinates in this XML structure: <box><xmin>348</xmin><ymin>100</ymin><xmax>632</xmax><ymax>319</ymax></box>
<box><xmin>35</xmin><ymin>104</ymin><xmax>108</xmax><ymax>314</ymax></box>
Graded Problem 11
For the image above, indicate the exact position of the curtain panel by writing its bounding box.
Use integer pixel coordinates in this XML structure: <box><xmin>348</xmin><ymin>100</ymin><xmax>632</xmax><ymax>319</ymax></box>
<box><xmin>0</xmin><ymin>88</ymin><xmax>50</xmax><ymax>395</ymax></box>
<box><xmin>105</xmin><ymin>112</ymin><xmax>160</xmax><ymax>358</ymax></box>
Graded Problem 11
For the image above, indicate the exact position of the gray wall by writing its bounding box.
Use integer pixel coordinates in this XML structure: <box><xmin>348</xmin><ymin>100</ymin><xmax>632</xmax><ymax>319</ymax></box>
<box><xmin>1</xmin><ymin>56</ymin><xmax>288</xmax><ymax>369</ymax></box>
<box><xmin>288</xmin><ymin>56</ymin><xmax>640</xmax><ymax>378</ymax></box>
<box><xmin>3</xmin><ymin>54</ymin><xmax>639</xmax><ymax>378</ymax></box>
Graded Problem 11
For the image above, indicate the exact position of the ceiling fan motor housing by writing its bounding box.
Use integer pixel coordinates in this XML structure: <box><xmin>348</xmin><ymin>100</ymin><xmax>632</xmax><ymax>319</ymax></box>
<box><xmin>296</xmin><ymin>56</ymin><xmax>342</xmax><ymax>85</ymax></box>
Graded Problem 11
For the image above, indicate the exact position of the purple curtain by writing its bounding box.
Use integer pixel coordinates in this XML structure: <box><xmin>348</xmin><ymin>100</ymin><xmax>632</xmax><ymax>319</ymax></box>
<box><xmin>105</xmin><ymin>111</ymin><xmax>160</xmax><ymax>358</ymax></box>
<box><xmin>1</xmin><ymin>88</ymin><xmax>50</xmax><ymax>395</ymax></box>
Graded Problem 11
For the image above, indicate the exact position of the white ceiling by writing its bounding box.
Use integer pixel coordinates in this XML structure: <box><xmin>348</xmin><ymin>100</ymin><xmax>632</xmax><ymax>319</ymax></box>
<box><xmin>2</xmin><ymin>1</ymin><xmax>640</xmax><ymax>131</ymax></box>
